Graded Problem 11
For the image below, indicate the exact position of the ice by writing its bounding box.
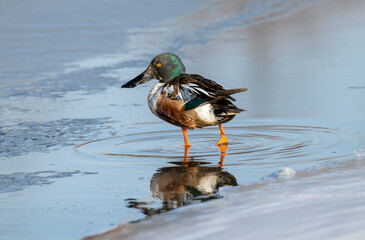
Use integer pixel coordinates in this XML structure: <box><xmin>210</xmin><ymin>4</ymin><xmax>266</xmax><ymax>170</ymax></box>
<box><xmin>0</xmin><ymin>170</ymin><xmax>82</xmax><ymax>193</ymax></box>
<box><xmin>91</xmin><ymin>159</ymin><xmax>365</xmax><ymax>240</ymax></box>
<box><xmin>63</xmin><ymin>54</ymin><xmax>136</xmax><ymax>74</ymax></box>
<box><xmin>267</xmin><ymin>167</ymin><xmax>296</xmax><ymax>179</ymax></box>
<box><xmin>355</xmin><ymin>149</ymin><xmax>365</xmax><ymax>158</ymax></box>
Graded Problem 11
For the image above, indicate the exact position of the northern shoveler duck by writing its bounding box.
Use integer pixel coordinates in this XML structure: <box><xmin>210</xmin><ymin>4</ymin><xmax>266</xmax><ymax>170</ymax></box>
<box><xmin>121</xmin><ymin>53</ymin><xmax>247</xmax><ymax>147</ymax></box>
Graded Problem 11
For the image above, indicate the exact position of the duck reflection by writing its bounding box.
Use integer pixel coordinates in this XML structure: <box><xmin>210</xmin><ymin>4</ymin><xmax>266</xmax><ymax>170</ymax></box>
<box><xmin>127</xmin><ymin>145</ymin><xmax>237</xmax><ymax>217</ymax></box>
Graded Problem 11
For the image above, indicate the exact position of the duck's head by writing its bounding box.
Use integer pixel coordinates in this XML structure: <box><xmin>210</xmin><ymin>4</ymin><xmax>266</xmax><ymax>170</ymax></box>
<box><xmin>121</xmin><ymin>53</ymin><xmax>186</xmax><ymax>88</ymax></box>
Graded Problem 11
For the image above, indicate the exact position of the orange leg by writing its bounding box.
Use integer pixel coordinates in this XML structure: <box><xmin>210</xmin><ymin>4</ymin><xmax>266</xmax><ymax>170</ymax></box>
<box><xmin>217</xmin><ymin>124</ymin><xmax>228</xmax><ymax>146</ymax></box>
<box><xmin>182</xmin><ymin>128</ymin><xmax>191</xmax><ymax>147</ymax></box>
<box><xmin>218</xmin><ymin>144</ymin><xmax>228</xmax><ymax>167</ymax></box>
<box><xmin>183</xmin><ymin>145</ymin><xmax>190</xmax><ymax>167</ymax></box>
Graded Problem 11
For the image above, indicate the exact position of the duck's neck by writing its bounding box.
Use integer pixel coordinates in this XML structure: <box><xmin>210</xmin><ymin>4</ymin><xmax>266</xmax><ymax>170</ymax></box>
<box><xmin>166</xmin><ymin>66</ymin><xmax>185</xmax><ymax>82</ymax></box>
<box><xmin>160</xmin><ymin>61</ymin><xmax>186</xmax><ymax>82</ymax></box>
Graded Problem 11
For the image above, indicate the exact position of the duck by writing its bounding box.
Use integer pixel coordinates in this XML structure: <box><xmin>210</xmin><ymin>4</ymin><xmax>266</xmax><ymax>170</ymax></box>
<box><xmin>121</xmin><ymin>53</ymin><xmax>247</xmax><ymax>147</ymax></box>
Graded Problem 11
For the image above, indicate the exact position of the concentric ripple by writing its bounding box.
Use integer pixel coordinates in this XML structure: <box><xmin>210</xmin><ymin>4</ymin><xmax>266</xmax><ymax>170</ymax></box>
<box><xmin>74</xmin><ymin>121</ymin><xmax>358</xmax><ymax>219</ymax></box>
<box><xmin>75</xmin><ymin>122</ymin><xmax>356</xmax><ymax>169</ymax></box>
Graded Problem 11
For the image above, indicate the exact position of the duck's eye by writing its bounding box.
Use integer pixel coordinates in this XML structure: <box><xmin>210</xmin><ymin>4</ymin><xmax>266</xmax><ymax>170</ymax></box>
<box><xmin>156</xmin><ymin>63</ymin><xmax>162</xmax><ymax>67</ymax></box>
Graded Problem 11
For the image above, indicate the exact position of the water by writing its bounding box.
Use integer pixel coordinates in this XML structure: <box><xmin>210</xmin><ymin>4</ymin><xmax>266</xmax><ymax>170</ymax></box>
<box><xmin>1</xmin><ymin>0</ymin><xmax>365</xmax><ymax>239</ymax></box>
<box><xmin>73</xmin><ymin>120</ymin><xmax>358</xmax><ymax>220</ymax></box>
<box><xmin>75</xmin><ymin>121</ymin><xmax>357</xmax><ymax>182</ymax></box>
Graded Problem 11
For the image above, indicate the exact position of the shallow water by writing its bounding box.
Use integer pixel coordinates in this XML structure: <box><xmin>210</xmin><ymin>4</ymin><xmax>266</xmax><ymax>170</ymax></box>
<box><xmin>1</xmin><ymin>0</ymin><xmax>365</xmax><ymax>239</ymax></box>
<box><xmin>75</xmin><ymin>121</ymin><xmax>358</xmax><ymax>181</ymax></box>
<box><xmin>74</xmin><ymin>120</ymin><xmax>359</xmax><ymax>220</ymax></box>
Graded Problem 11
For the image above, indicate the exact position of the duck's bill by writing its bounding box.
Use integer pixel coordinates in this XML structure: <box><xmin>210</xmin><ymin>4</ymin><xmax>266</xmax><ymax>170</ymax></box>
<box><xmin>121</xmin><ymin>69</ymin><xmax>153</xmax><ymax>88</ymax></box>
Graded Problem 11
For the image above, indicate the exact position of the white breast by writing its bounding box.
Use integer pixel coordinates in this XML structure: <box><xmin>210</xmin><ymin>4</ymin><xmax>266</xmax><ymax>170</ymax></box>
<box><xmin>148</xmin><ymin>83</ymin><xmax>164</xmax><ymax>116</ymax></box>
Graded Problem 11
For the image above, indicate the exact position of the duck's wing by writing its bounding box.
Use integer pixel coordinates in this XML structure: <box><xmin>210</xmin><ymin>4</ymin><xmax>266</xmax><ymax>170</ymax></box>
<box><xmin>165</xmin><ymin>74</ymin><xmax>247</xmax><ymax>110</ymax></box>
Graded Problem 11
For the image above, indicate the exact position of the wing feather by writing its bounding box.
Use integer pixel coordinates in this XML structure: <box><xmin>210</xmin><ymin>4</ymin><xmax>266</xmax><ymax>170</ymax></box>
<box><xmin>165</xmin><ymin>74</ymin><xmax>246</xmax><ymax>110</ymax></box>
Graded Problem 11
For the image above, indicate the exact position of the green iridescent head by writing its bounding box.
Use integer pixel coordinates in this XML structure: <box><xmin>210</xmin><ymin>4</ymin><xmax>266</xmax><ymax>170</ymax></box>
<box><xmin>121</xmin><ymin>53</ymin><xmax>186</xmax><ymax>88</ymax></box>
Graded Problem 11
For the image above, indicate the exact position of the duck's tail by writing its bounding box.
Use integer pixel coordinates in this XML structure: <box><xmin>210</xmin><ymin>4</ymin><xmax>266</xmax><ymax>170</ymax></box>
<box><xmin>212</xmin><ymin>98</ymin><xmax>245</xmax><ymax>124</ymax></box>
<box><xmin>217</xmin><ymin>87</ymin><xmax>248</xmax><ymax>96</ymax></box>
<box><xmin>214</xmin><ymin>87</ymin><xmax>247</xmax><ymax>101</ymax></box>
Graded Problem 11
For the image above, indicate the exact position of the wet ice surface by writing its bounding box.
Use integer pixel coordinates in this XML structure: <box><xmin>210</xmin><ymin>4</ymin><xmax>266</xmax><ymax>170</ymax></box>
<box><xmin>1</xmin><ymin>0</ymin><xmax>365</xmax><ymax>239</ymax></box>
<box><xmin>0</xmin><ymin>170</ymin><xmax>88</xmax><ymax>193</ymax></box>
<box><xmin>355</xmin><ymin>149</ymin><xmax>365</xmax><ymax>157</ymax></box>
<box><xmin>0</xmin><ymin>118</ymin><xmax>110</xmax><ymax>158</ymax></box>
<box><xmin>93</xmin><ymin>156</ymin><xmax>365</xmax><ymax>240</ymax></box>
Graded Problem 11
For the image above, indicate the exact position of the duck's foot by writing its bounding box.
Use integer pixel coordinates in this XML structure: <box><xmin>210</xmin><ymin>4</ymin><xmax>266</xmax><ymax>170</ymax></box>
<box><xmin>217</xmin><ymin>135</ymin><xmax>228</xmax><ymax>146</ymax></box>
<box><xmin>217</xmin><ymin>124</ymin><xmax>229</xmax><ymax>146</ymax></box>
